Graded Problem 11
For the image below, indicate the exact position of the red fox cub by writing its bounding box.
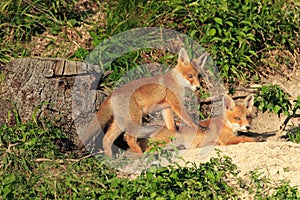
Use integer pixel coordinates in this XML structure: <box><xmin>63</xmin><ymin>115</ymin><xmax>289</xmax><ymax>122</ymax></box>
<box><xmin>140</xmin><ymin>94</ymin><xmax>264</xmax><ymax>151</ymax></box>
<box><xmin>79</xmin><ymin>48</ymin><xmax>209</xmax><ymax>157</ymax></box>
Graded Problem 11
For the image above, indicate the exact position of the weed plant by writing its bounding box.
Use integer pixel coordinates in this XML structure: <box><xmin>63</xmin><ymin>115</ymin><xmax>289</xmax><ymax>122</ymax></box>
<box><xmin>1</xmin><ymin>0</ymin><xmax>299</xmax><ymax>83</ymax></box>
<box><xmin>255</xmin><ymin>85</ymin><xmax>300</xmax><ymax>142</ymax></box>
<box><xmin>254</xmin><ymin>84</ymin><xmax>292</xmax><ymax>116</ymax></box>
<box><xmin>0</xmin><ymin>118</ymin><xmax>299</xmax><ymax>199</ymax></box>
<box><xmin>99</xmin><ymin>0</ymin><xmax>300</xmax><ymax>82</ymax></box>
<box><xmin>287</xmin><ymin>126</ymin><xmax>300</xmax><ymax>144</ymax></box>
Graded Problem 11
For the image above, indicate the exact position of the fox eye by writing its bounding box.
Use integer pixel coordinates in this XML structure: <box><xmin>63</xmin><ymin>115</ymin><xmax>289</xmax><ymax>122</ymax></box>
<box><xmin>187</xmin><ymin>74</ymin><xmax>193</xmax><ymax>78</ymax></box>
<box><xmin>234</xmin><ymin>117</ymin><xmax>241</xmax><ymax>120</ymax></box>
<box><xmin>246</xmin><ymin>116</ymin><xmax>252</xmax><ymax>120</ymax></box>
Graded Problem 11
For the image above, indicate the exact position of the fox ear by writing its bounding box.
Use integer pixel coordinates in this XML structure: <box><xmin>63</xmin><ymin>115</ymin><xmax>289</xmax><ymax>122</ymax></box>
<box><xmin>178</xmin><ymin>48</ymin><xmax>190</xmax><ymax>63</ymax></box>
<box><xmin>223</xmin><ymin>94</ymin><xmax>235</xmax><ymax>111</ymax></box>
<box><xmin>244</xmin><ymin>94</ymin><xmax>254</xmax><ymax>112</ymax></box>
<box><xmin>195</xmin><ymin>52</ymin><xmax>209</xmax><ymax>69</ymax></box>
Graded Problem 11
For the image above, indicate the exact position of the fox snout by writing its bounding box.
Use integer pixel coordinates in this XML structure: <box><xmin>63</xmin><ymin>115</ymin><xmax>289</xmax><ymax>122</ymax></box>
<box><xmin>191</xmin><ymin>85</ymin><xmax>200</xmax><ymax>91</ymax></box>
<box><xmin>226</xmin><ymin>118</ymin><xmax>252</xmax><ymax>133</ymax></box>
<box><xmin>237</xmin><ymin>123</ymin><xmax>251</xmax><ymax>132</ymax></box>
<box><xmin>229</xmin><ymin>124</ymin><xmax>251</xmax><ymax>133</ymax></box>
<box><xmin>246</xmin><ymin>125</ymin><xmax>251</xmax><ymax>131</ymax></box>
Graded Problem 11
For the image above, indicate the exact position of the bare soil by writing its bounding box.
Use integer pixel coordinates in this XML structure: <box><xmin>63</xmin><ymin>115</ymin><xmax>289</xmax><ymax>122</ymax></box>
<box><xmin>177</xmin><ymin>141</ymin><xmax>300</xmax><ymax>191</ymax></box>
<box><xmin>177</xmin><ymin>56</ymin><xmax>300</xmax><ymax>191</ymax></box>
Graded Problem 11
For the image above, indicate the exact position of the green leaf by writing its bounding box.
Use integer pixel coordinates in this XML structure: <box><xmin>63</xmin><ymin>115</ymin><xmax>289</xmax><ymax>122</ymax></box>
<box><xmin>150</xmin><ymin>192</ymin><xmax>157</xmax><ymax>198</ymax></box>
<box><xmin>209</xmin><ymin>28</ymin><xmax>216</xmax><ymax>36</ymax></box>
<box><xmin>190</xmin><ymin>29</ymin><xmax>198</xmax><ymax>38</ymax></box>
<box><xmin>214</xmin><ymin>17</ymin><xmax>223</xmax><ymax>25</ymax></box>
<box><xmin>249</xmin><ymin>50</ymin><xmax>258</xmax><ymax>57</ymax></box>
<box><xmin>226</xmin><ymin>21</ymin><xmax>233</xmax><ymax>27</ymax></box>
<box><xmin>273</xmin><ymin>105</ymin><xmax>281</xmax><ymax>114</ymax></box>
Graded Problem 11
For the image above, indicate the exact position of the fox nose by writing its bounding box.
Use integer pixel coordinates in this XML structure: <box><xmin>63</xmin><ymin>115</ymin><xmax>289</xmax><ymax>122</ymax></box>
<box><xmin>246</xmin><ymin>125</ymin><xmax>251</xmax><ymax>130</ymax></box>
<box><xmin>195</xmin><ymin>86</ymin><xmax>200</xmax><ymax>91</ymax></box>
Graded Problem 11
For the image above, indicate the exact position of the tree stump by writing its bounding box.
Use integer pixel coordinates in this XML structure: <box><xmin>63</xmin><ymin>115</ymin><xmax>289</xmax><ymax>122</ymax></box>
<box><xmin>0</xmin><ymin>58</ymin><xmax>106</xmax><ymax>146</ymax></box>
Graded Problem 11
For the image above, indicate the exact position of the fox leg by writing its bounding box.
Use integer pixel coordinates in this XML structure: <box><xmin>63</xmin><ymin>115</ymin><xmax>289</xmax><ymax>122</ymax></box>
<box><xmin>124</xmin><ymin>134</ymin><xmax>143</xmax><ymax>154</ymax></box>
<box><xmin>124</xmin><ymin>102</ymin><xmax>144</xmax><ymax>154</ymax></box>
<box><xmin>162</xmin><ymin>107</ymin><xmax>176</xmax><ymax>131</ymax></box>
<box><xmin>124</xmin><ymin>123</ymin><xmax>144</xmax><ymax>154</ymax></box>
<box><xmin>189</xmin><ymin>129</ymin><xmax>207</xmax><ymax>148</ymax></box>
<box><xmin>220</xmin><ymin>135</ymin><xmax>263</xmax><ymax>145</ymax></box>
<box><xmin>164</xmin><ymin>89</ymin><xmax>210</xmax><ymax>131</ymax></box>
<box><xmin>166</xmin><ymin>90</ymin><xmax>199</xmax><ymax>129</ymax></box>
<box><xmin>103</xmin><ymin>120</ymin><xmax>123</xmax><ymax>157</ymax></box>
<box><xmin>172</xmin><ymin>101</ymin><xmax>208</xmax><ymax>131</ymax></box>
<box><xmin>124</xmin><ymin>116</ymin><xmax>145</xmax><ymax>154</ymax></box>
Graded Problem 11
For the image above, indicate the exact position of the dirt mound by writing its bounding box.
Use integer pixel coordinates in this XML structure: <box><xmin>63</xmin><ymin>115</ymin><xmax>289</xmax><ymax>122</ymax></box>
<box><xmin>178</xmin><ymin>54</ymin><xmax>300</xmax><ymax>191</ymax></box>
<box><xmin>177</xmin><ymin>141</ymin><xmax>300</xmax><ymax>191</ymax></box>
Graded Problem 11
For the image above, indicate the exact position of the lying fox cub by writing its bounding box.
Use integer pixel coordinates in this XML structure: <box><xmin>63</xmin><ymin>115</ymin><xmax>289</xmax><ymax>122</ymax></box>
<box><xmin>139</xmin><ymin>94</ymin><xmax>265</xmax><ymax>151</ymax></box>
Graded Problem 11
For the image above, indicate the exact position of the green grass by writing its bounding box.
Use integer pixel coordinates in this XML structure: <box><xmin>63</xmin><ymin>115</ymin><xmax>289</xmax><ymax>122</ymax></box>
<box><xmin>95</xmin><ymin>0</ymin><xmax>300</xmax><ymax>83</ymax></box>
<box><xmin>1</xmin><ymin>1</ymin><xmax>300</xmax><ymax>198</ymax></box>
<box><xmin>0</xmin><ymin>0</ymin><xmax>102</xmax><ymax>64</ymax></box>
<box><xmin>1</xmin><ymin>0</ymin><xmax>299</xmax><ymax>83</ymax></box>
<box><xmin>0</xmin><ymin>119</ymin><xmax>299</xmax><ymax>199</ymax></box>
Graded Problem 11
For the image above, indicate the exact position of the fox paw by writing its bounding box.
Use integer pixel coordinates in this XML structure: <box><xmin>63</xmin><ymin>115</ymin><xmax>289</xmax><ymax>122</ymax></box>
<box><xmin>256</xmin><ymin>136</ymin><xmax>266</xmax><ymax>142</ymax></box>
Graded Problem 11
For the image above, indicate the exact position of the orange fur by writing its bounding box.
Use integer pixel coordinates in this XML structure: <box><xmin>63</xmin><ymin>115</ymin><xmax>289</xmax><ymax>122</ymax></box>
<box><xmin>140</xmin><ymin>94</ymin><xmax>264</xmax><ymax>151</ymax></box>
<box><xmin>80</xmin><ymin>48</ymin><xmax>209</xmax><ymax>156</ymax></box>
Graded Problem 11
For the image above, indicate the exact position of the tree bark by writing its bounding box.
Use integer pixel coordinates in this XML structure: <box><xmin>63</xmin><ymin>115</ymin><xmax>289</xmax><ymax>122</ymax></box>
<box><xmin>0</xmin><ymin>57</ymin><xmax>106</xmax><ymax>146</ymax></box>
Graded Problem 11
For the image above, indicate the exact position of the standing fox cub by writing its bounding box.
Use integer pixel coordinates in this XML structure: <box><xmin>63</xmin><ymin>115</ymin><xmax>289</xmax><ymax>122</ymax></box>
<box><xmin>140</xmin><ymin>94</ymin><xmax>265</xmax><ymax>151</ymax></box>
<box><xmin>79</xmin><ymin>48</ymin><xmax>209</xmax><ymax>156</ymax></box>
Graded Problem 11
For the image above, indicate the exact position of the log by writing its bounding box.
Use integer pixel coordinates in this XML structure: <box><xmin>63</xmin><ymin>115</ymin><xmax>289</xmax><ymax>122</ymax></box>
<box><xmin>0</xmin><ymin>57</ymin><xmax>106</xmax><ymax>146</ymax></box>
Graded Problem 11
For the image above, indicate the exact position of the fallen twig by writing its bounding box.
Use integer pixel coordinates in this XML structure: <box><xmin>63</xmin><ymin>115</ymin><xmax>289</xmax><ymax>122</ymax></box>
<box><xmin>280</xmin><ymin>114</ymin><xmax>300</xmax><ymax>131</ymax></box>
<box><xmin>6</xmin><ymin>143</ymin><xmax>19</xmax><ymax>153</ymax></box>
